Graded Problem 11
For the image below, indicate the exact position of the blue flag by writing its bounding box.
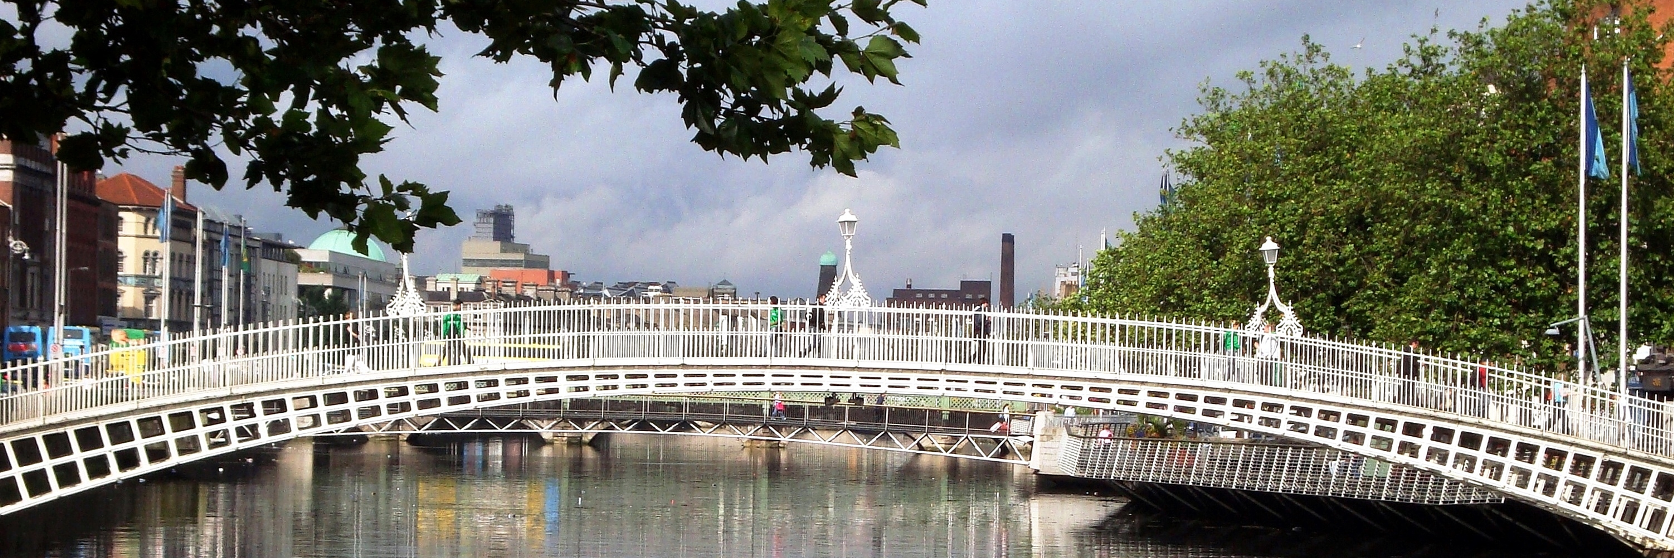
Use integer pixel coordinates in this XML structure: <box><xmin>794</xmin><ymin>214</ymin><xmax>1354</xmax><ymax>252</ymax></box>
<box><xmin>158</xmin><ymin>195</ymin><xmax>172</xmax><ymax>242</ymax></box>
<box><xmin>219</xmin><ymin>227</ymin><xmax>230</xmax><ymax>267</ymax></box>
<box><xmin>1585</xmin><ymin>78</ymin><xmax>1610</xmax><ymax>180</ymax></box>
<box><xmin>1628</xmin><ymin>70</ymin><xmax>1642</xmax><ymax>176</ymax></box>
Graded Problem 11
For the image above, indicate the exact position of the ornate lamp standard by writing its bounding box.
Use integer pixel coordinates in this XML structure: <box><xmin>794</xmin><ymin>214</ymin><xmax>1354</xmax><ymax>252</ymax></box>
<box><xmin>1245</xmin><ymin>236</ymin><xmax>1304</xmax><ymax>337</ymax></box>
<box><xmin>826</xmin><ymin>209</ymin><xmax>871</xmax><ymax>309</ymax></box>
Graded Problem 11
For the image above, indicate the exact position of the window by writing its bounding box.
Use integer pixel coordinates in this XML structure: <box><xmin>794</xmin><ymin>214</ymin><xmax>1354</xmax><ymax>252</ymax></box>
<box><xmin>117</xmin><ymin>251</ymin><xmax>125</xmax><ymax>273</ymax></box>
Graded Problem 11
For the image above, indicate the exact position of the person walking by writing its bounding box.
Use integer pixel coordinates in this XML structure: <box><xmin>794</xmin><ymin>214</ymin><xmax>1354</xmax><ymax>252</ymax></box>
<box><xmin>1549</xmin><ymin>373</ymin><xmax>1570</xmax><ymax>434</ymax></box>
<box><xmin>970</xmin><ymin>300</ymin><xmax>992</xmax><ymax>363</ymax></box>
<box><xmin>802</xmin><ymin>294</ymin><xmax>828</xmax><ymax>357</ymax></box>
<box><xmin>344</xmin><ymin>311</ymin><xmax>368</xmax><ymax>373</ymax></box>
<box><xmin>1221</xmin><ymin>328</ymin><xmax>1242</xmax><ymax>382</ymax></box>
<box><xmin>770</xmin><ymin>392</ymin><xmax>787</xmax><ymax>420</ymax></box>
<box><xmin>1399</xmin><ymin>340</ymin><xmax>1421</xmax><ymax>406</ymax></box>
<box><xmin>441</xmin><ymin>302</ymin><xmax>471</xmax><ymax>366</ymax></box>
<box><xmin>767</xmin><ymin>296</ymin><xmax>783</xmax><ymax>356</ymax></box>
<box><xmin>990</xmin><ymin>406</ymin><xmax>1011</xmax><ymax>434</ymax></box>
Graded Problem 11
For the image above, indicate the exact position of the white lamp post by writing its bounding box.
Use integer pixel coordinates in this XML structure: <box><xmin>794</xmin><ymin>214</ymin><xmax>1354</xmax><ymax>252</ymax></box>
<box><xmin>826</xmin><ymin>209</ymin><xmax>871</xmax><ymax>309</ymax></box>
<box><xmin>1245</xmin><ymin>236</ymin><xmax>1304</xmax><ymax>337</ymax></box>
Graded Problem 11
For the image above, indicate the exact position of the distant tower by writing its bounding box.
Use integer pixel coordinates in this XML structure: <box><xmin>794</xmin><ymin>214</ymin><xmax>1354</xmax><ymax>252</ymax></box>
<box><xmin>473</xmin><ymin>204</ymin><xmax>515</xmax><ymax>242</ymax></box>
<box><xmin>817</xmin><ymin>251</ymin><xmax>838</xmax><ymax>299</ymax></box>
<box><xmin>1000</xmin><ymin>233</ymin><xmax>1015</xmax><ymax>308</ymax></box>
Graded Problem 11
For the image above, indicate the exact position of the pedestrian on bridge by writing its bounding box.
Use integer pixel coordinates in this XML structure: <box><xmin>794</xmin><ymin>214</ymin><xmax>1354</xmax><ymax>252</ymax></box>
<box><xmin>344</xmin><ymin>312</ymin><xmax>366</xmax><ymax>373</ymax></box>
<box><xmin>1400</xmin><ymin>340</ymin><xmax>1421</xmax><ymax>407</ymax></box>
<box><xmin>802</xmin><ymin>295</ymin><xmax>828</xmax><ymax>358</ymax></box>
<box><xmin>768</xmin><ymin>296</ymin><xmax>784</xmax><ymax>357</ymax></box>
<box><xmin>441</xmin><ymin>302</ymin><xmax>472</xmax><ymax>366</ymax></box>
<box><xmin>970</xmin><ymin>301</ymin><xmax>992</xmax><ymax>364</ymax></box>
<box><xmin>770</xmin><ymin>392</ymin><xmax>787</xmax><ymax>420</ymax></box>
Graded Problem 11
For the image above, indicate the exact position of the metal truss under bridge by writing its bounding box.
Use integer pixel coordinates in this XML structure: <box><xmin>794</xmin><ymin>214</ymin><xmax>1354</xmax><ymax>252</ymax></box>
<box><xmin>0</xmin><ymin>301</ymin><xmax>1671</xmax><ymax>551</ymax></box>
<box><xmin>328</xmin><ymin>398</ymin><xmax>1033</xmax><ymax>464</ymax></box>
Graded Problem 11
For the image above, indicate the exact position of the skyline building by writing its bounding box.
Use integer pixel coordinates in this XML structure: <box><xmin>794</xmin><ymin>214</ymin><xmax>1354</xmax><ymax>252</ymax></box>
<box><xmin>460</xmin><ymin>205</ymin><xmax>553</xmax><ymax>275</ymax></box>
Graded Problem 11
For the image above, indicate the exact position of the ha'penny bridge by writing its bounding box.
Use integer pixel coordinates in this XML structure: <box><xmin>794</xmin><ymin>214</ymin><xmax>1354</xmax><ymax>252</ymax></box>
<box><xmin>0</xmin><ymin>302</ymin><xmax>1669</xmax><ymax>552</ymax></box>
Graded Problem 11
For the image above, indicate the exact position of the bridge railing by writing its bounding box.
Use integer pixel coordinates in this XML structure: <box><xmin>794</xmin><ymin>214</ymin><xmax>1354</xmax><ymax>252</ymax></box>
<box><xmin>0</xmin><ymin>301</ymin><xmax>1663</xmax><ymax>461</ymax></box>
<box><xmin>1058</xmin><ymin>432</ymin><xmax>1504</xmax><ymax>505</ymax></box>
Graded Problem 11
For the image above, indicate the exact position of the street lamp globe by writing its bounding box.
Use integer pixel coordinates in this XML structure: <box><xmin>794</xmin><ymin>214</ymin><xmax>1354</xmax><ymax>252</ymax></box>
<box><xmin>1259</xmin><ymin>236</ymin><xmax>1280</xmax><ymax>266</ymax></box>
<box><xmin>837</xmin><ymin>209</ymin><xmax>858</xmax><ymax>240</ymax></box>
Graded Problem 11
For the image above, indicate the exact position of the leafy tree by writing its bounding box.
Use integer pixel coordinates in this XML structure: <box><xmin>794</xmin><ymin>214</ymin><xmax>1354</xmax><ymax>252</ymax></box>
<box><xmin>1</xmin><ymin>0</ymin><xmax>922</xmax><ymax>252</ymax></box>
<box><xmin>298</xmin><ymin>286</ymin><xmax>351</xmax><ymax>318</ymax></box>
<box><xmin>1078</xmin><ymin>0</ymin><xmax>1674</xmax><ymax>372</ymax></box>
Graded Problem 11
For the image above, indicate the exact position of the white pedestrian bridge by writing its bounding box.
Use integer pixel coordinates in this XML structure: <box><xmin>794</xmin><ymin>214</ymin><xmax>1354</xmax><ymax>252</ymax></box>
<box><xmin>0</xmin><ymin>301</ymin><xmax>1669</xmax><ymax>551</ymax></box>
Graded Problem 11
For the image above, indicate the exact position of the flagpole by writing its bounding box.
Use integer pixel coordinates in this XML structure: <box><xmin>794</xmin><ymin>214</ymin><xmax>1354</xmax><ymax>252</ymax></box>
<box><xmin>219</xmin><ymin>222</ymin><xmax>229</xmax><ymax>328</ymax></box>
<box><xmin>1619</xmin><ymin>59</ymin><xmax>1631</xmax><ymax>396</ymax></box>
<box><xmin>238</xmin><ymin>215</ymin><xmax>247</xmax><ymax>328</ymax></box>
<box><xmin>192</xmin><ymin>207</ymin><xmax>204</xmax><ymax>337</ymax></box>
<box><xmin>1578</xmin><ymin>66</ymin><xmax>1589</xmax><ymax>381</ymax></box>
<box><xmin>160</xmin><ymin>196</ymin><xmax>172</xmax><ymax>346</ymax></box>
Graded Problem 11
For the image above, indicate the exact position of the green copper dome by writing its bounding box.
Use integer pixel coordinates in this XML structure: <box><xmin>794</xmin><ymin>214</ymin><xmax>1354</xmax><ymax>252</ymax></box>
<box><xmin>819</xmin><ymin>251</ymin><xmax>838</xmax><ymax>266</ymax></box>
<box><xmin>307</xmin><ymin>229</ymin><xmax>389</xmax><ymax>262</ymax></box>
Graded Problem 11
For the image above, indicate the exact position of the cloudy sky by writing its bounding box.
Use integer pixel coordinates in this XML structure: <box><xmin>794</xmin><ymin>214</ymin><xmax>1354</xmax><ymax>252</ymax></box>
<box><xmin>110</xmin><ymin>1</ymin><xmax>1530</xmax><ymax>301</ymax></box>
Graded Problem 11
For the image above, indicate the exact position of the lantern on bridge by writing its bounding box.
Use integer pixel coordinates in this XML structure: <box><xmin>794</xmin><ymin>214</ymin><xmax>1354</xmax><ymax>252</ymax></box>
<box><xmin>1245</xmin><ymin>236</ymin><xmax>1304</xmax><ymax>337</ymax></box>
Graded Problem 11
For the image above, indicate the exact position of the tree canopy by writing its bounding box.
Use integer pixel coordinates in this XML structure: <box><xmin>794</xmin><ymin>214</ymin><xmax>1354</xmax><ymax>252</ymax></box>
<box><xmin>0</xmin><ymin>0</ymin><xmax>922</xmax><ymax>252</ymax></box>
<box><xmin>1076</xmin><ymin>0</ymin><xmax>1674</xmax><ymax>371</ymax></box>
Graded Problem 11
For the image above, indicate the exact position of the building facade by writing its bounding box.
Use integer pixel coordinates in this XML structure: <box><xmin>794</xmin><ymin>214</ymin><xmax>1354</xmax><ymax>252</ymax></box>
<box><xmin>887</xmin><ymin>279</ymin><xmax>992</xmax><ymax>308</ymax></box>
<box><xmin>98</xmin><ymin>172</ymin><xmax>199</xmax><ymax>332</ymax></box>
<box><xmin>297</xmin><ymin>229</ymin><xmax>399</xmax><ymax>315</ymax></box>
<box><xmin>1053</xmin><ymin>263</ymin><xmax>1082</xmax><ymax>300</ymax></box>
<box><xmin>459</xmin><ymin>205</ymin><xmax>554</xmax><ymax>274</ymax></box>
<box><xmin>248</xmin><ymin>233</ymin><xmax>300</xmax><ymax>324</ymax></box>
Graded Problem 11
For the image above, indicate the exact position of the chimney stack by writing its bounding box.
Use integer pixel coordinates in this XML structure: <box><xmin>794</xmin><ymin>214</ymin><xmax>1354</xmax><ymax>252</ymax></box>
<box><xmin>1000</xmin><ymin>233</ymin><xmax>1015</xmax><ymax>308</ymax></box>
<box><xmin>171</xmin><ymin>165</ymin><xmax>187</xmax><ymax>203</ymax></box>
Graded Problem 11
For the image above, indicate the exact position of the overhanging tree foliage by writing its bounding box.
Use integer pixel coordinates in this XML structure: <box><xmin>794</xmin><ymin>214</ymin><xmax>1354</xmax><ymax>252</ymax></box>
<box><xmin>1079</xmin><ymin>0</ymin><xmax>1674</xmax><ymax>371</ymax></box>
<box><xmin>0</xmin><ymin>0</ymin><xmax>922</xmax><ymax>252</ymax></box>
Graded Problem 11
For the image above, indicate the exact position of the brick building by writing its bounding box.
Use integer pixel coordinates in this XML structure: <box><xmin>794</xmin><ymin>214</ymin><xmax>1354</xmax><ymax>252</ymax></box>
<box><xmin>887</xmin><ymin>279</ymin><xmax>992</xmax><ymax>308</ymax></box>
<box><xmin>0</xmin><ymin>137</ymin><xmax>118</xmax><ymax>332</ymax></box>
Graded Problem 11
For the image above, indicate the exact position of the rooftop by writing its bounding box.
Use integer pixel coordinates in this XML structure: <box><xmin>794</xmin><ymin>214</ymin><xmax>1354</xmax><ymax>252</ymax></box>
<box><xmin>306</xmin><ymin>229</ymin><xmax>389</xmax><ymax>262</ymax></box>
<box><xmin>96</xmin><ymin>173</ymin><xmax>195</xmax><ymax>210</ymax></box>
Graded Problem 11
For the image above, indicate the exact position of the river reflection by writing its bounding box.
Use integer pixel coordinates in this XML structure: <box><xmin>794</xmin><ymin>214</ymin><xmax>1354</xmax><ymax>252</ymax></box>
<box><xmin>0</xmin><ymin>435</ymin><xmax>1598</xmax><ymax>558</ymax></box>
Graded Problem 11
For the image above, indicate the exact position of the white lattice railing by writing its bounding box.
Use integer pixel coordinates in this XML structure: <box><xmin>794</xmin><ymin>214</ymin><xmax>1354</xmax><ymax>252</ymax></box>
<box><xmin>1058</xmin><ymin>433</ymin><xmax>1504</xmax><ymax>505</ymax></box>
<box><xmin>0</xmin><ymin>301</ymin><xmax>1663</xmax><ymax>460</ymax></box>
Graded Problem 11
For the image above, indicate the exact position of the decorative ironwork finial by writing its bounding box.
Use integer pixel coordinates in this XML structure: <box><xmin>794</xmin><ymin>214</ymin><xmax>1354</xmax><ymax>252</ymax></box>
<box><xmin>386</xmin><ymin>251</ymin><xmax>427</xmax><ymax>317</ymax></box>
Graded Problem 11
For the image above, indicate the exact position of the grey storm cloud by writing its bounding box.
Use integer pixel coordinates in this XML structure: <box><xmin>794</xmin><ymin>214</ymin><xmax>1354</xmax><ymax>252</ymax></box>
<box><xmin>109</xmin><ymin>1</ymin><xmax>1530</xmax><ymax>300</ymax></box>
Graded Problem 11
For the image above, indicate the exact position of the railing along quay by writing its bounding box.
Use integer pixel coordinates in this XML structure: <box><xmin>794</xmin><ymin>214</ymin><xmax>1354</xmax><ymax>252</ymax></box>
<box><xmin>0</xmin><ymin>300</ymin><xmax>1661</xmax><ymax>460</ymax></box>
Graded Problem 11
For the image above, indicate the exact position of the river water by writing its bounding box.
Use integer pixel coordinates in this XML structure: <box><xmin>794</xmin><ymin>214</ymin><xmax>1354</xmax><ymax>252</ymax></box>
<box><xmin>0</xmin><ymin>435</ymin><xmax>1598</xmax><ymax>558</ymax></box>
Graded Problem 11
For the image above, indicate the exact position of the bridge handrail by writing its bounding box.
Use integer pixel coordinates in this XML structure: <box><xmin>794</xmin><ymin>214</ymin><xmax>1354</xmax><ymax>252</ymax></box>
<box><xmin>0</xmin><ymin>300</ymin><xmax>1659</xmax><ymax>461</ymax></box>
